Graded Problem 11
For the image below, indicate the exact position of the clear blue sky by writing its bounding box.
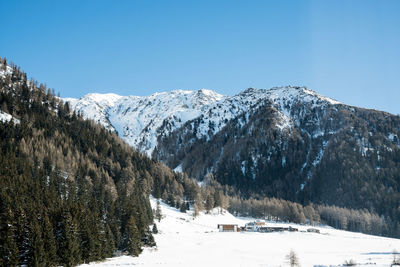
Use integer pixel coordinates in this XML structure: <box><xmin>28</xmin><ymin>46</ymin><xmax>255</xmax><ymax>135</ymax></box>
<box><xmin>1</xmin><ymin>0</ymin><xmax>400</xmax><ymax>114</ymax></box>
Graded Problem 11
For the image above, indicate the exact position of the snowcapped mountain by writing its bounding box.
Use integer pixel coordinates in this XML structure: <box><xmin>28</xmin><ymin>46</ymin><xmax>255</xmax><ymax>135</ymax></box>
<box><xmin>183</xmin><ymin>86</ymin><xmax>342</xmax><ymax>140</ymax></box>
<box><xmin>65</xmin><ymin>89</ymin><xmax>224</xmax><ymax>155</ymax></box>
<box><xmin>64</xmin><ymin>86</ymin><xmax>341</xmax><ymax>155</ymax></box>
<box><xmin>65</xmin><ymin>86</ymin><xmax>400</xmax><ymax>220</ymax></box>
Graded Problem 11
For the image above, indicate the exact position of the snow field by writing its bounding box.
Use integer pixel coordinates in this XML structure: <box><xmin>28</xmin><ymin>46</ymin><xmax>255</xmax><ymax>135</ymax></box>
<box><xmin>0</xmin><ymin>110</ymin><xmax>20</xmax><ymax>124</ymax></box>
<box><xmin>80</xmin><ymin>197</ymin><xmax>400</xmax><ymax>267</ymax></box>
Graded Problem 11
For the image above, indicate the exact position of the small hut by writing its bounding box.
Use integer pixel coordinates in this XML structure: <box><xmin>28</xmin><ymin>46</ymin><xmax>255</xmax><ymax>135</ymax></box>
<box><xmin>218</xmin><ymin>224</ymin><xmax>239</xmax><ymax>232</ymax></box>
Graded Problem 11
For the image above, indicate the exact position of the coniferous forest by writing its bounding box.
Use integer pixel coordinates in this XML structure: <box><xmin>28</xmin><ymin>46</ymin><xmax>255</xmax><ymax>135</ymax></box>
<box><xmin>0</xmin><ymin>58</ymin><xmax>162</xmax><ymax>266</ymax></box>
<box><xmin>1</xmin><ymin>58</ymin><xmax>400</xmax><ymax>266</ymax></box>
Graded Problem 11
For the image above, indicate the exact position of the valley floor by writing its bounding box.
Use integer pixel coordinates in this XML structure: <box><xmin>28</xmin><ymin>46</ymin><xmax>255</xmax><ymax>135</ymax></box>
<box><xmin>80</xmin><ymin>198</ymin><xmax>400</xmax><ymax>267</ymax></box>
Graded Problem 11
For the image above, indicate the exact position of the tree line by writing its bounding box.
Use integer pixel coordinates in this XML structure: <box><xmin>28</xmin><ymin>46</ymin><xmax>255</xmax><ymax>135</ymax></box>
<box><xmin>150</xmin><ymin>170</ymin><xmax>395</xmax><ymax>237</ymax></box>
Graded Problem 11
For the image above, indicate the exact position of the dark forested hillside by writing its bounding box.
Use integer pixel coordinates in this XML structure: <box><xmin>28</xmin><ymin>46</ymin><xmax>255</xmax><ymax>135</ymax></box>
<box><xmin>0</xmin><ymin>58</ymin><xmax>181</xmax><ymax>266</ymax></box>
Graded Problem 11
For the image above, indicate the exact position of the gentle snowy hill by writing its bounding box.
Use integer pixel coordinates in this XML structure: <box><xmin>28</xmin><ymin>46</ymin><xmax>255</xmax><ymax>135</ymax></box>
<box><xmin>80</xmin><ymin>198</ymin><xmax>400</xmax><ymax>267</ymax></box>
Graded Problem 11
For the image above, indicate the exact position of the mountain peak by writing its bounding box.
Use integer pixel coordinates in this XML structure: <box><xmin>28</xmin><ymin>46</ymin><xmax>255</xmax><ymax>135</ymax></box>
<box><xmin>77</xmin><ymin>93</ymin><xmax>123</xmax><ymax>107</ymax></box>
<box><xmin>265</xmin><ymin>86</ymin><xmax>342</xmax><ymax>106</ymax></box>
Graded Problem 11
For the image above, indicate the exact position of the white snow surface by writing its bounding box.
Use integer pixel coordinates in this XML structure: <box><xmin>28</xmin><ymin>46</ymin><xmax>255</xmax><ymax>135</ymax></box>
<box><xmin>0</xmin><ymin>64</ymin><xmax>13</xmax><ymax>78</ymax></box>
<box><xmin>108</xmin><ymin>89</ymin><xmax>224</xmax><ymax>154</ymax></box>
<box><xmin>80</xmin><ymin>197</ymin><xmax>400</xmax><ymax>267</ymax></box>
<box><xmin>65</xmin><ymin>89</ymin><xmax>224</xmax><ymax>155</ymax></box>
<box><xmin>64</xmin><ymin>87</ymin><xmax>341</xmax><ymax>156</ymax></box>
<box><xmin>0</xmin><ymin>110</ymin><xmax>20</xmax><ymax>124</ymax></box>
<box><xmin>64</xmin><ymin>93</ymin><xmax>123</xmax><ymax>132</ymax></box>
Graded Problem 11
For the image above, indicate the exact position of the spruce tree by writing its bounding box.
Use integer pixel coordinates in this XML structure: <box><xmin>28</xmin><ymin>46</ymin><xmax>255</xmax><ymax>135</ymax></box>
<box><xmin>125</xmin><ymin>216</ymin><xmax>142</xmax><ymax>256</ymax></box>
<box><xmin>180</xmin><ymin>202</ymin><xmax>187</xmax><ymax>213</ymax></box>
<box><xmin>0</xmin><ymin>208</ymin><xmax>19</xmax><ymax>266</ymax></box>
<box><xmin>102</xmin><ymin>225</ymin><xmax>115</xmax><ymax>258</ymax></box>
<box><xmin>29</xmin><ymin>219</ymin><xmax>45</xmax><ymax>267</ymax></box>
<box><xmin>42</xmin><ymin>214</ymin><xmax>57</xmax><ymax>265</ymax></box>
<box><xmin>152</xmin><ymin>223</ymin><xmax>158</xmax><ymax>234</ymax></box>
<box><xmin>57</xmin><ymin>211</ymin><xmax>80</xmax><ymax>267</ymax></box>
<box><xmin>143</xmin><ymin>227</ymin><xmax>155</xmax><ymax>247</ymax></box>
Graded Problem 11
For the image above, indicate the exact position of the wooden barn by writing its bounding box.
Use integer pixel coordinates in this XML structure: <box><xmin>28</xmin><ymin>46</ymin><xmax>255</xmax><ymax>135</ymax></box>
<box><xmin>218</xmin><ymin>224</ymin><xmax>239</xmax><ymax>232</ymax></box>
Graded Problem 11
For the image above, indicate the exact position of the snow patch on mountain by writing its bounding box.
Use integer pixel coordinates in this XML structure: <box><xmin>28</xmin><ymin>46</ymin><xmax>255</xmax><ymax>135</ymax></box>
<box><xmin>108</xmin><ymin>89</ymin><xmax>224</xmax><ymax>155</ymax></box>
<box><xmin>64</xmin><ymin>89</ymin><xmax>224</xmax><ymax>155</ymax></box>
<box><xmin>0</xmin><ymin>65</ymin><xmax>13</xmax><ymax>78</ymax></box>
<box><xmin>0</xmin><ymin>110</ymin><xmax>20</xmax><ymax>124</ymax></box>
<box><xmin>65</xmin><ymin>93</ymin><xmax>122</xmax><ymax>132</ymax></box>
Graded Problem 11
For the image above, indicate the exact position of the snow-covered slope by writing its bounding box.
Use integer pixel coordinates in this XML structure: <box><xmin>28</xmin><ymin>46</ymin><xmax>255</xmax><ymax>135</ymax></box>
<box><xmin>65</xmin><ymin>93</ymin><xmax>122</xmax><ymax>132</ymax></box>
<box><xmin>108</xmin><ymin>89</ymin><xmax>224</xmax><ymax>154</ymax></box>
<box><xmin>64</xmin><ymin>86</ymin><xmax>340</xmax><ymax>156</ymax></box>
<box><xmin>65</xmin><ymin>89</ymin><xmax>224</xmax><ymax>155</ymax></box>
<box><xmin>188</xmin><ymin>86</ymin><xmax>342</xmax><ymax>139</ymax></box>
<box><xmin>0</xmin><ymin>64</ymin><xmax>13</xmax><ymax>78</ymax></box>
<box><xmin>80</xmin><ymin>198</ymin><xmax>400</xmax><ymax>267</ymax></box>
<box><xmin>0</xmin><ymin>110</ymin><xmax>20</xmax><ymax>124</ymax></box>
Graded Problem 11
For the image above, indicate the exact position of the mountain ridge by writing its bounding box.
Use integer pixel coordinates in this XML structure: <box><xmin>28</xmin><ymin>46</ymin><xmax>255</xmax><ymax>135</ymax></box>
<box><xmin>64</xmin><ymin>86</ymin><xmax>344</xmax><ymax>155</ymax></box>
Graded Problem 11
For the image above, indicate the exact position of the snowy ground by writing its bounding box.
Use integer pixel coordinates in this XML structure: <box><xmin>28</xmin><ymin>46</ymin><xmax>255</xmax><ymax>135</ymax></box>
<box><xmin>0</xmin><ymin>110</ymin><xmax>20</xmax><ymax>124</ymax></box>
<box><xmin>80</xmin><ymin>198</ymin><xmax>400</xmax><ymax>267</ymax></box>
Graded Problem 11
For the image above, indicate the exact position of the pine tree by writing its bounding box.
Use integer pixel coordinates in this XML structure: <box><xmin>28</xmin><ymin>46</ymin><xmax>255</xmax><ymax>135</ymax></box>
<box><xmin>0</xmin><ymin>208</ymin><xmax>19</xmax><ymax>266</ymax></box>
<box><xmin>42</xmin><ymin>214</ymin><xmax>57</xmax><ymax>265</ymax></box>
<box><xmin>57</xmin><ymin>211</ymin><xmax>81</xmax><ymax>267</ymax></box>
<box><xmin>102</xmin><ymin>225</ymin><xmax>115</xmax><ymax>258</ymax></box>
<box><xmin>152</xmin><ymin>223</ymin><xmax>158</xmax><ymax>234</ymax></box>
<box><xmin>29</xmin><ymin>219</ymin><xmax>45</xmax><ymax>267</ymax></box>
<box><xmin>180</xmin><ymin>201</ymin><xmax>187</xmax><ymax>213</ymax></box>
<box><xmin>125</xmin><ymin>216</ymin><xmax>142</xmax><ymax>256</ymax></box>
<box><xmin>167</xmin><ymin>194</ymin><xmax>175</xmax><ymax>207</ymax></box>
<box><xmin>143</xmin><ymin>227</ymin><xmax>155</xmax><ymax>247</ymax></box>
<box><xmin>175</xmin><ymin>200</ymin><xmax>181</xmax><ymax>209</ymax></box>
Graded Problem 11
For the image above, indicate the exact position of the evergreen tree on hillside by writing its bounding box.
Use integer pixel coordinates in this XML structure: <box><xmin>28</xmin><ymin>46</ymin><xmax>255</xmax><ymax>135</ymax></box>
<box><xmin>125</xmin><ymin>216</ymin><xmax>142</xmax><ymax>256</ymax></box>
<box><xmin>152</xmin><ymin>223</ymin><xmax>158</xmax><ymax>234</ymax></box>
<box><xmin>0</xmin><ymin>207</ymin><xmax>18</xmax><ymax>266</ymax></box>
<box><xmin>56</xmin><ymin>211</ymin><xmax>80</xmax><ymax>266</ymax></box>
<box><xmin>42</xmin><ymin>213</ymin><xmax>57</xmax><ymax>265</ymax></box>
<box><xmin>179</xmin><ymin>201</ymin><xmax>188</xmax><ymax>213</ymax></box>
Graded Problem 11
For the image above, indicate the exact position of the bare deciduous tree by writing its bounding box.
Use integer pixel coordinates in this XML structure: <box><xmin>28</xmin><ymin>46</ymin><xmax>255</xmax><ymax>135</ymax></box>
<box><xmin>286</xmin><ymin>250</ymin><xmax>300</xmax><ymax>267</ymax></box>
